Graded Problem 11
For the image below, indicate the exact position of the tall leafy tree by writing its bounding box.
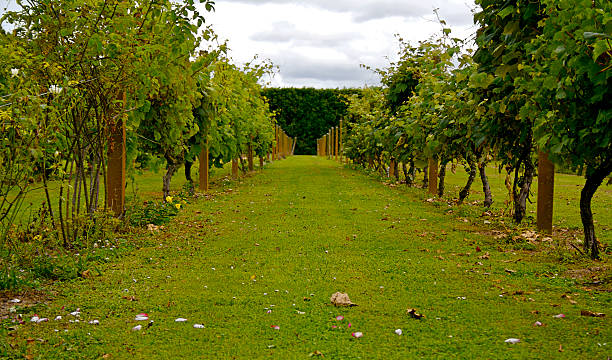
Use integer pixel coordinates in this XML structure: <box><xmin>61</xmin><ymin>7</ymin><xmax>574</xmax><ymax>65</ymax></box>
<box><xmin>519</xmin><ymin>0</ymin><xmax>611</xmax><ymax>258</ymax></box>
<box><xmin>472</xmin><ymin>0</ymin><xmax>545</xmax><ymax>222</ymax></box>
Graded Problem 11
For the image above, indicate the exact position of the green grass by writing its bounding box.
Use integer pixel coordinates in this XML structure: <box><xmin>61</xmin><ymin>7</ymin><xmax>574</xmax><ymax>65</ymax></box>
<box><xmin>2</xmin><ymin>156</ymin><xmax>611</xmax><ymax>358</ymax></box>
<box><xmin>379</xmin><ymin>161</ymin><xmax>611</xmax><ymax>247</ymax></box>
<box><xmin>9</xmin><ymin>159</ymin><xmax>245</xmax><ymax>224</ymax></box>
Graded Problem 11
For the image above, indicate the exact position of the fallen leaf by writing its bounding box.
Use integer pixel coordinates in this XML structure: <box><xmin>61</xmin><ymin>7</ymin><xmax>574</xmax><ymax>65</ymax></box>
<box><xmin>580</xmin><ymin>310</ymin><xmax>605</xmax><ymax>318</ymax></box>
<box><xmin>193</xmin><ymin>324</ymin><xmax>205</xmax><ymax>329</ymax></box>
<box><xmin>309</xmin><ymin>350</ymin><xmax>324</xmax><ymax>357</ymax></box>
<box><xmin>505</xmin><ymin>338</ymin><xmax>520</xmax><ymax>344</ymax></box>
<box><xmin>553</xmin><ymin>314</ymin><xmax>565</xmax><ymax>319</ymax></box>
<box><xmin>407</xmin><ymin>308</ymin><xmax>425</xmax><ymax>319</ymax></box>
<box><xmin>330</xmin><ymin>292</ymin><xmax>357</xmax><ymax>307</ymax></box>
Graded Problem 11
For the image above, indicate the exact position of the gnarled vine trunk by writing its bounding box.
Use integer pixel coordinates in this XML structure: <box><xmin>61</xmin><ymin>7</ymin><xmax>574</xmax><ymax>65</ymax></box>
<box><xmin>478</xmin><ymin>161</ymin><xmax>493</xmax><ymax>207</ymax></box>
<box><xmin>512</xmin><ymin>158</ymin><xmax>535</xmax><ymax>224</ymax></box>
<box><xmin>580</xmin><ymin>160</ymin><xmax>612</xmax><ymax>259</ymax></box>
<box><xmin>184</xmin><ymin>160</ymin><xmax>193</xmax><ymax>182</ymax></box>
<box><xmin>459</xmin><ymin>157</ymin><xmax>477</xmax><ymax>204</ymax></box>
<box><xmin>438</xmin><ymin>160</ymin><xmax>449</xmax><ymax>197</ymax></box>
<box><xmin>163</xmin><ymin>163</ymin><xmax>180</xmax><ymax>200</ymax></box>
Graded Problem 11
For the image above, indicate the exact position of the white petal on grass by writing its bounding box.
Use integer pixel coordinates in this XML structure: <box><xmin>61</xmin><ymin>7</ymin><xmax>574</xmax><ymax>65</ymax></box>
<box><xmin>193</xmin><ymin>324</ymin><xmax>205</xmax><ymax>329</ymax></box>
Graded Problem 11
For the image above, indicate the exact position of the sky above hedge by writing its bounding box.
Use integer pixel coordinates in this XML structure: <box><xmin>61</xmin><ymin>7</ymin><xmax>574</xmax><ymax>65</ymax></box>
<box><xmin>203</xmin><ymin>0</ymin><xmax>477</xmax><ymax>88</ymax></box>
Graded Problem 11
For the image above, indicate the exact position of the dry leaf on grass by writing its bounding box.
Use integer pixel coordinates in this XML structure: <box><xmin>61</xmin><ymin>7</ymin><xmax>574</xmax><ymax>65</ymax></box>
<box><xmin>580</xmin><ymin>310</ymin><xmax>605</xmax><ymax>318</ymax></box>
<box><xmin>407</xmin><ymin>308</ymin><xmax>425</xmax><ymax>319</ymax></box>
<box><xmin>330</xmin><ymin>292</ymin><xmax>357</xmax><ymax>307</ymax></box>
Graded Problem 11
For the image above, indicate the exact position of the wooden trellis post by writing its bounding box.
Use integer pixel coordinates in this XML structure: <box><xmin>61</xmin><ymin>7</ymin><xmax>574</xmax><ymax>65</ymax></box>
<box><xmin>339</xmin><ymin>120</ymin><xmax>343</xmax><ymax>163</ymax></box>
<box><xmin>199</xmin><ymin>138</ymin><xmax>209</xmax><ymax>192</ymax></box>
<box><xmin>335</xmin><ymin>126</ymin><xmax>339</xmax><ymax>162</ymax></box>
<box><xmin>106</xmin><ymin>91</ymin><xmax>126</xmax><ymax>217</ymax></box>
<box><xmin>247</xmin><ymin>143</ymin><xmax>254</xmax><ymax>172</ymax></box>
<box><xmin>232</xmin><ymin>158</ymin><xmax>239</xmax><ymax>179</ymax></box>
<box><xmin>389</xmin><ymin>159</ymin><xmax>396</xmax><ymax>179</ymax></box>
<box><xmin>537</xmin><ymin>152</ymin><xmax>555</xmax><ymax>234</ymax></box>
<box><xmin>329</xmin><ymin>131</ymin><xmax>332</xmax><ymax>159</ymax></box>
<box><xmin>428</xmin><ymin>158</ymin><xmax>438</xmax><ymax>195</ymax></box>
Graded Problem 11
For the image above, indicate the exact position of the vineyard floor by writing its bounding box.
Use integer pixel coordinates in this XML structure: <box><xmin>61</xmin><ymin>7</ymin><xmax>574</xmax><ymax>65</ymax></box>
<box><xmin>3</xmin><ymin>156</ymin><xmax>611</xmax><ymax>359</ymax></box>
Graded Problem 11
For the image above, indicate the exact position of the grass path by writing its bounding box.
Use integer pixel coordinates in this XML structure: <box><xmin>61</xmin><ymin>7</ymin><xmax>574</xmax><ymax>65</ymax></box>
<box><xmin>5</xmin><ymin>156</ymin><xmax>611</xmax><ymax>358</ymax></box>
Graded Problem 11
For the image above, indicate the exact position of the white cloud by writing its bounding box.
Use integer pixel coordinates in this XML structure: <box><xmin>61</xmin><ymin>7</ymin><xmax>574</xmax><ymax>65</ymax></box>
<box><xmin>200</xmin><ymin>1</ymin><xmax>478</xmax><ymax>88</ymax></box>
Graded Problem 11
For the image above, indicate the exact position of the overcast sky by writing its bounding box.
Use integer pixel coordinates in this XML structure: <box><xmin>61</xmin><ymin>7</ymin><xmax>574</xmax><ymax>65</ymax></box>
<box><xmin>202</xmin><ymin>0</ymin><xmax>478</xmax><ymax>88</ymax></box>
<box><xmin>1</xmin><ymin>0</ymin><xmax>479</xmax><ymax>89</ymax></box>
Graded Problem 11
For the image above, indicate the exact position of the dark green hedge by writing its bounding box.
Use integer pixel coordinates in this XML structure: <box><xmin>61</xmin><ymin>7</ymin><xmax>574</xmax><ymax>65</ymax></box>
<box><xmin>262</xmin><ymin>88</ymin><xmax>361</xmax><ymax>155</ymax></box>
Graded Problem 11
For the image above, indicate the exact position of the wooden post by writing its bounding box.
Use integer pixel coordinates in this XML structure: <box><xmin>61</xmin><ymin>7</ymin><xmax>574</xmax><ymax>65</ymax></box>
<box><xmin>389</xmin><ymin>159</ymin><xmax>396</xmax><ymax>179</ymax></box>
<box><xmin>232</xmin><ymin>158</ymin><xmax>239</xmax><ymax>179</ymax></box>
<box><xmin>247</xmin><ymin>143</ymin><xmax>254</xmax><ymax>172</ymax></box>
<box><xmin>277</xmin><ymin>126</ymin><xmax>280</xmax><ymax>160</ymax></box>
<box><xmin>334</xmin><ymin>126</ymin><xmax>339</xmax><ymax>161</ymax></box>
<box><xmin>537</xmin><ymin>151</ymin><xmax>555</xmax><ymax>234</ymax></box>
<box><xmin>428</xmin><ymin>158</ymin><xmax>438</xmax><ymax>195</ymax></box>
<box><xmin>199</xmin><ymin>138</ymin><xmax>209</xmax><ymax>192</ymax></box>
<box><xmin>106</xmin><ymin>91</ymin><xmax>126</xmax><ymax>217</ymax></box>
<box><xmin>339</xmin><ymin>120</ymin><xmax>343</xmax><ymax>163</ymax></box>
<box><xmin>274</xmin><ymin>126</ymin><xmax>278</xmax><ymax>160</ymax></box>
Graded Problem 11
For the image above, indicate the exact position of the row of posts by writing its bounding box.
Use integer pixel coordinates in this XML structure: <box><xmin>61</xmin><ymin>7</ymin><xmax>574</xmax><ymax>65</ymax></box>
<box><xmin>200</xmin><ymin>124</ymin><xmax>296</xmax><ymax>189</ymax></box>
<box><xmin>314</xmin><ymin>119</ymin><xmax>554</xmax><ymax>235</ymax></box>
<box><xmin>424</xmin><ymin>153</ymin><xmax>554</xmax><ymax>234</ymax></box>
<box><xmin>316</xmin><ymin>120</ymin><xmax>343</xmax><ymax>163</ymax></box>
<box><xmin>107</xmin><ymin>111</ymin><xmax>294</xmax><ymax>216</ymax></box>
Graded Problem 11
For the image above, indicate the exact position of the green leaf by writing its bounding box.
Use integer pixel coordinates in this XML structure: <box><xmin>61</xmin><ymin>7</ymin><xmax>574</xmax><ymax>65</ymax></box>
<box><xmin>498</xmin><ymin>6</ymin><xmax>515</xmax><ymax>19</ymax></box>
<box><xmin>592</xmin><ymin>40</ymin><xmax>609</xmax><ymax>61</ymax></box>
<box><xmin>556</xmin><ymin>90</ymin><xmax>567</xmax><ymax>100</ymax></box>
<box><xmin>583</xmin><ymin>32</ymin><xmax>611</xmax><ymax>39</ymax></box>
